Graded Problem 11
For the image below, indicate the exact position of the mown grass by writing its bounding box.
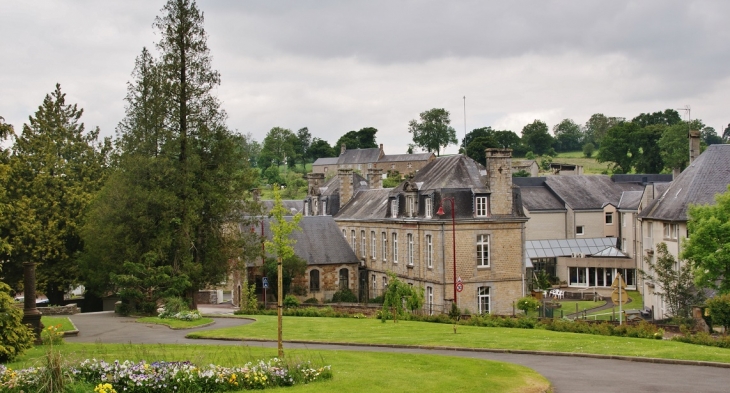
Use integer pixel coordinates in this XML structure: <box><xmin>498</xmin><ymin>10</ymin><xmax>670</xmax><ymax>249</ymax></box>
<box><xmin>553</xmin><ymin>151</ymin><xmax>612</xmax><ymax>174</ymax></box>
<box><xmin>188</xmin><ymin>315</ymin><xmax>730</xmax><ymax>363</ymax></box>
<box><xmin>137</xmin><ymin>316</ymin><xmax>214</xmax><ymax>329</ymax></box>
<box><xmin>41</xmin><ymin>316</ymin><xmax>75</xmax><ymax>332</ymax></box>
<box><xmin>6</xmin><ymin>343</ymin><xmax>549</xmax><ymax>393</ymax></box>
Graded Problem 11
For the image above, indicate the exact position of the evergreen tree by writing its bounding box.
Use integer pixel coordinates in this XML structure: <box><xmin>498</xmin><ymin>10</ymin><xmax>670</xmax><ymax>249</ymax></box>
<box><xmin>3</xmin><ymin>84</ymin><xmax>109</xmax><ymax>305</ymax></box>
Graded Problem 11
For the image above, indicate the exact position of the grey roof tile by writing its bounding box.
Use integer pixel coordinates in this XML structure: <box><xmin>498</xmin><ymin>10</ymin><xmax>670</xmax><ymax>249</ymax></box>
<box><xmin>543</xmin><ymin>175</ymin><xmax>644</xmax><ymax>210</ymax></box>
<box><xmin>334</xmin><ymin>188</ymin><xmax>393</xmax><ymax>220</ymax></box>
<box><xmin>378</xmin><ymin>153</ymin><xmax>434</xmax><ymax>162</ymax></box>
<box><xmin>262</xmin><ymin>216</ymin><xmax>359</xmax><ymax>265</ymax></box>
<box><xmin>337</xmin><ymin>148</ymin><xmax>382</xmax><ymax>165</ymax></box>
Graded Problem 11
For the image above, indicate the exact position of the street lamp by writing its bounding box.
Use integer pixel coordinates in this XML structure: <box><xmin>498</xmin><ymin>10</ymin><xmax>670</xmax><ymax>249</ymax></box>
<box><xmin>436</xmin><ymin>197</ymin><xmax>457</xmax><ymax>308</ymax></box>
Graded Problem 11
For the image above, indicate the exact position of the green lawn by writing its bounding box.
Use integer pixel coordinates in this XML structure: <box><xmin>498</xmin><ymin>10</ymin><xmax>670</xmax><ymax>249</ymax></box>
<box><xmin>41</xmin><ymin>316</ymin><xmax>75</xmax><ymax>332</ymax></box>
<box><xmin>553</xmin><ymin>151</ymin><xmax>612</xmax><ymax>174</ymax></box>
<box><xmin>557</xmin><ymin>300</ymin><xmax>606</xmax><ymax>315</ymax></box>
<box><xmin>188</xmin><ymin>315</ymin><xmax>730</xmax><ymax>363</ymax></box>
<box><xmin>586</xmin><ymin>291</ymin><xmax>644</xmax><ymax>320</ymax></box>
<box><xmin>137</xmin><ymin>316</ymin><xmax>214</xmax><ymax>329</ymax></box>
<box><xmin>6</xmin><ymin>343</ymin><xmax>549</xmax><ymax>393</ymax></box>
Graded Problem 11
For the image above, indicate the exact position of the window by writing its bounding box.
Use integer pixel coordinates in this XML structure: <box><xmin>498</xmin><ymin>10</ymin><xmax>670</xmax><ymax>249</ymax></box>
<box><xmin>647</xmin><ymin>222</ymin><xmax>653</xmax><ymax>239</ymax></box>
<box><xmin>621</xmin><ymin>238</ymin><xmax>626</xmax><ymax>252</ymax></box>
<box><xmin>391</xmin><ymin>199</ymin><xmax>398</xmax><ymax>218</ymax></box>
<box><xmin>342</xmin><ymin>229</ymin><xmax>346</xmax><ymax>238</ymax></box>
<box><xmin>382</xmin><ymin>276</ymin><xmax>388</xmax><ymax>289</ymax></box>
<box><xmin>309</xmin><ymin>270</ymin><xmax>320</xmax><ymax>292</ymax></box>
<box><xmin>381</xmin><ymin>232</ymin><xmax>388</xmax><ymax>261</ymax></box>
<box><xmin>313</xmin><ymin>199</ymin><xmax>318</xmax><ymax>215</ymax></box>
<box><xmin>371</xmin><ymin>274</ymin><xmax>376</xmax><ymax>290</ymax></box>
<box><xmin>427</xmin><ymin>286</ymin><xmax>433</xmax><ymax>315</ymax></box>
<box><xmin>623</xmin><ymin>213</ymin><xmax>628</xmax><ymax>227</ymax></box>
<box><xmin>407</xmin><ymin>196</ymin><xmax>415</xmax><ymax>217</ymax></box>
<box><xmin>477</xmin><ymin>287</ymin><xmax>490</xmax><ymax>314</ymax></box>
<box><xmin>304</xmin><ymin>203</ymin><xmax>309</xmax><ymax>216</ymax></box>
<box><xmin>476</xmin><ymin>196</ymin><xmax>488</xmax><ymax>217</ymax></box>
<box><xmin>425</xmin><ymin>197</ymin><xmax>433</xmax><ymax>218</ymax></box>
<box><xmin>339</xmin><ymin>268</ymin><xmax>349</xmax><ymax>290</ymax></box>
<box><xmin>664</xmin><ymin>223</ymin><xmax>679</xmax><ymax>239</ymax></box>
<box><xmin>322</xmin><ymin>200</ymin><xmax>327</xmax><ymax>215</ymax></box>
<box><xmin>576</xmin><ymin>226</ymin><xmax>584</xmax><ymax>236</ymax></box>
<box><xmin>371</xmin><ymin>231</ymin><xmax>376</xmax><ymax>259</ymax></box>
<box><xmin>425</xmin><ymin>234</ymin><xmax>433</xmax><ymax>268</ymax></box>
<box><xmin>477</xmin><ymin>234</ymin><xmax>490</xmax><ymax>267</ymax></box>
<box><xmin>672</xmin><ymin>224</ymin><xmax>679</xmax><ymax>239</ymax></box>
<box><xmin>407</xmin><ymin>233</ymin><xmax>414</xmax><ymax>266</ymax></box>
<box><xmin>605</xmin><ymin>212</ymin><xmax>613</xmax><ymax>225</ymax></box>
<box><xmin>392</xmin><ymin>232</ymin><xmax>398</xmax><ymax>263</ymax></box>
<box><xmin>570</xmin><ymin>267</ymin><xmax>636</xmax><ymax>289</ymax></box>
<box><xmin>361</xmin><ymin>230</ymin><xmax>366</xmax><ymax>258</ymax></box>
<box><xmin>351</xmin><ymin>230</ymin><xmax>356</xmax><ymax>252</ymax></box>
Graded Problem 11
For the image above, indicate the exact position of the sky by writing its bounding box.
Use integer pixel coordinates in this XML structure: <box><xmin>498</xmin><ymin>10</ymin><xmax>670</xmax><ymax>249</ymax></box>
<box><xmin>2</xmin><ymin>0</ymin><xmax>729</xmax><ymax>155</ymax></box>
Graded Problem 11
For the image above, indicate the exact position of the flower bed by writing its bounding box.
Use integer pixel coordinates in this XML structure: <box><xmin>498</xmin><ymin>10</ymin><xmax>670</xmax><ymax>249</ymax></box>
<box><xmin>1</xmin><ymin>358</ymin><xmax>332</xmax><ymax>392</ymax></box>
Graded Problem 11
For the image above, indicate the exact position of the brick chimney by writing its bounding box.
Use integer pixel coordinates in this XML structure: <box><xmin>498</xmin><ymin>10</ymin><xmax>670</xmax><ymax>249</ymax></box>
<box><xmin>367</xmin><ymin>168</ymin><xmax>383</xmax><ymax>189</ymax></box>
<box><xmin>338</xmin><ymin>169</ymin><xmax>354</xmax><ymax>209</ymax></box>
<box><xmin>689</xmin><ymin>130</ymin><xmax>701</xmax><ymax>164</ymax></box>
<box><xmin>340</xmin><ymin>143</ymin><xmax>347</xmax><ymax>156</ymax></box>
<box><xmin>378</xmin><ymin>143</ymin><xmax>385</xmax><ymax>159</ymax></box>
<box><xmin>485</xmin><ymin>148</ymin><xmax>513</xmax><ymax>215</ymax></box>
<box><xmin>306</xmin><ymin>173</ymin><xmax>324</xmax><ymax>197</ymax></box>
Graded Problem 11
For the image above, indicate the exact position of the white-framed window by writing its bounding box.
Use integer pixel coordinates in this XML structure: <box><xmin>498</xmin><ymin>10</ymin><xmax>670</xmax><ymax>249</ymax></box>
<box><xmin>371</xmin><ymin>231</ymin><xmax>376</xmax><ymax>259</ymax></box>
<box><xmin>342</xmin><ymin>229</ymin><xmax>346</xmax><ymax>238</ymax></box>
<box><xmin>477</xmin><ymin>234</ymin><xmax>490</xmax><ymax>267</ymax></box>
<box><xmin>361</xmin><ymin>230</ymin><xmax>366</xmax><ymax>258</ymax></box>
<box><xmin>407</xmin><ymin>196</ymin><xmax>416</xmax><ymax>217</ymax></box>
<box><xmin>672</xmin><ymin>224</ymin><xmax>679</xmax><ymax>239</ymax></box>
<box><xmin>381</xmin><ymin>232</ymin><xmax>388</xmax><ymax>261</ymax></box>
<box><xmin>605</xmin><ymin>212</ymin><xmax>614</xmax><ymax>225</ymax></box>
<box><xmin>477</xmin><ymin>286</ymin><xmax>490</xmax><ymax>314</ymax></box>
<box><xmin>576</xmin><ymin>226</ymin><xmax>584</xmax><ymax>236</ymax></box>
<box><xmin>623</xmin><ymin>213</ymin><xmax>628</xmax><ymax>227</ymax></box>
<box><xmin>425</xmin><ymin>234</ymin><xmax>433</xmax><ymax>268</ymax></box>
<box><xmin>425</xmin><ymin>197</ymin><xmax>433</xmax><ymax>218</ymax></box>
<box><xmin>407</xmin><ymin>233</ymin><xmax>414</xmax><ymax>266</ymax></box>
<box><xmin>304</xmin><ymin>203</ymin><xmax>309</xmax><ymax>216</ymax></box>
<box><xmin>663</xmin><ymin>223</ymin><xmax>670</xmax><ymax>238</ymax></box>
<box><xmin>427</xmin><ymin>286</ymin><xmax>433</xmax><ymax>315</ymax></box>
<box><xmin>372</xmin><ymin>274</ymin><xmax>376</xmax><ymax>289</ymax></box>
<box><xmin>647</xmin><ymin>222</ymin><xmax>653</xmax><ymax>239</ymax></box>
<box><xmin>476</xmin><ymin>196</ymin><xmax>488</xmax><ymax>217</ymax></box>
<box><xmin>391</xmin><ymin>199</ymin><xmax>398</xmax><ymax>218</ymax></box>
<box><xmin>322</xmin><ymin>200</ymin><xmax>327</xmax><ymax>215</ymax></box>
<box><xmin>383</xmin><ymin>276</ymin><xmax>388</xmax><ymax>289</ymax></box>
<box><xmin>392</xmin><ymin>232</ymin><xmax>398</xmax><ymax>263</ymax></box>
<box><xmin>351</xmin><ymin>230</ymin><xmax>356</xmax><ymax>252</ymax></box>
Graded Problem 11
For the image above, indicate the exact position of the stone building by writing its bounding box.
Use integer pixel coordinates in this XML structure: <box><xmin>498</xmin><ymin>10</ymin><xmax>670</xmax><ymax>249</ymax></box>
<box><xmin>315</xmin><ymin>149</ymin><xmax>527</xmax><ymax>315</ymax></box>
<box><xmin>311</xmin><ymin>144</ymin><xmax>435</xmax><ymax>178</ymax></box>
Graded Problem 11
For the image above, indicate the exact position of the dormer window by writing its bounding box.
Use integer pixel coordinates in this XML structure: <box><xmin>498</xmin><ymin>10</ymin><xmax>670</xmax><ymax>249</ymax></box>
<box><xmin>391</xmin><ymin>199</ymin><xmax>398</xmax><ymax>218</ymax></box>
<box><xmin>425</xmin><ymin>197</ymin><xmax>433</xmax><ymax>218</ymax></box>
<box><xmin>476</xmin><ymin>196</ymin><xmax>488</xmax><ymax>217</ymax></box>
<box><xmin>321</xmin><ymin>200</ymin><xmax>327</xmax><ymax>215</ymax></box>
<box><xmin>407</xmin><ymin>195</ymin><xmax>416</xmax><ymax>217</ymax></box>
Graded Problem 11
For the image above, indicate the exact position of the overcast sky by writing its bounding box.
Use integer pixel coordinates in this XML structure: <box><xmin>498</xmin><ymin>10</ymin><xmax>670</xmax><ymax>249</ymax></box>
<box><xmin>2</xmin><ymin>0</ymin><xmax>729</xmax><ymax>155</ymax></box>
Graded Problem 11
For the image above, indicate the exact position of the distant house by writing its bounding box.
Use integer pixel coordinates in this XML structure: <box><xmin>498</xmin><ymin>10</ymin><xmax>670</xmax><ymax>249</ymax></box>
<box><xmin>311</xmin><ymin>144</ymin><xmax>435</xmax><ymax>178</ymax></box>
<box><xmin>512</xmin><ymin>160</ymin><xmax>539</xmax><ymax>177</ymax></box>
<box><xmin>549</xmin><ymin>162</ymin><xmax>583</xmax><ymax>175</ymax></box>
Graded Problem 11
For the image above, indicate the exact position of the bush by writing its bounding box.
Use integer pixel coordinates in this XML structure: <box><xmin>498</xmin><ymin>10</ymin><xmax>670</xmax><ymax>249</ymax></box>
<box><xmin>582</xmin><ymin>143</ymin><xmax>595</xmax><ymax>158</ymax></box>
<box><xmin>0</xmin><ymin>281</ymin><xmax>35</xmax><ymax>362</ymax></box>
<box><xmin>330</xmin><ymin>288</ymin><xmax>358</xmax><ymax>303</ymax></box>
<box><xmin>448</xmin><ymin>303</ymin><xmax>460</xmax><ymax>320</ymax></box>
<box><xmin>303</xmin><ymin>297</ymin><xmax>319</xmax><ymax>304</ymax></box>
<box><xmin>284</xmin><ymin>295</ymin><xmax>300</xmax><ymax>308</ymax></box>
<box><xmin>706</xmin><ymin>294</ymin><xmax>730</xmax><ymax>334</ymax></box>
<box><xmin>516</xmin><ymin>296</ymin><xmax>540</xmax><ymax>313</ymax></box>
<box><xmin>368</xmin><ymin>295</ymin><xmax>384</xmax><ymax>304</ymax></box>
<box><xmin>673</xmin><ymin>332</ymin><xmax>730</xmax><ymax>348</ymax></box>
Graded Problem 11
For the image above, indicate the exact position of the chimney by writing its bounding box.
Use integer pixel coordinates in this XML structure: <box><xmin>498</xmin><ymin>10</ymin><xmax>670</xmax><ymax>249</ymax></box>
<box><xmin>306</xmin><ymin>172</ymin><xmax>324</xmax><ymax>197</ymax></box>
<box><xmin>338</xmin><ymin>168</ymin><xmax>354</xmax><ymax>209</ymax></box>
<box><xmin>367</xmin><ymin>168</ymin><xmax>383</xmax><ymax>189</ymax></box>
<box><xmin>378</xmin><ymin>143</ymin><xmax>385</xmax><ymax>159</ymax></box>
<box><xmin>485</xmin><ymin>148</ymin><xmax>513</xmax><ymax>215</ymax></box>
<box><xmin>340</xmin><ymin>143</ymin><xmax>347</xmax><ymax>156</ymax></box>
<box><xmin>689</xmin><ymin>129</ymin><xmax>701</xmax><ymax>164</ymax></box>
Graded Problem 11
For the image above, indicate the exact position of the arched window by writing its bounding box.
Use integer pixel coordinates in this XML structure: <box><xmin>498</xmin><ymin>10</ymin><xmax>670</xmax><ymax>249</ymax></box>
<box><xmin>339</xmin><ymin>268</ymin><xmax>349</xmax><ymax>290</ymax></box>
<box><xmin>310</xmin><ymin>270</ymin><xmax>320</xmax><ymax>292</ymax></box>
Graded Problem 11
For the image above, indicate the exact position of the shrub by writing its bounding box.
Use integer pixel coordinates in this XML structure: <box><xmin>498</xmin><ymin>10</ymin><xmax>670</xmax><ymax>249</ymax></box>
<box><xmin>303</xmin><ymin>297</ymin><xmax>319</xmax><ymax>304</ymax></box>
<box><xmin>583</xmin><ymin>143</ymin><xmax>595</xmax><ymax>158</ymax></box>
<box><xmin>448</xmin><ymin>303</ymin><xmax>460</xmax><ymax>320</ymax></box>
<box><xmin>516</xmin><ymin>296</ymin><xmax>540</xmax><ymax>313</ymax></box>
<box><xmin>368</xmin><ymin>295</ymin><xmax>384</xmax><ymax>304</ymax></box>
<box><xmin>706</xmin><ymin>294</ymin><xmax>730</xmax><ymax>334</ymax></box>
<box><xmin>284</xmin><ymin>295</ymin><xmax>300</xmax><ymax>308</ymax></box>
<box><xmin>331</xmin><ymin>288</ymin><xmax>358</xmax><ymax>303</ymax></box>
<box><xmin>0</xmin><ymin>281</ymin><xmax>34</xmax><ymax>362</ymax></box>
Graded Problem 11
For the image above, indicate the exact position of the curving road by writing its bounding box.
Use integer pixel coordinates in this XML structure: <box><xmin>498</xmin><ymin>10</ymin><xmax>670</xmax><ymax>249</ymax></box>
<box><xmin>67</xmin><ymin>312</ymin><xmax>730</xmax><ymax>393</ymax></box>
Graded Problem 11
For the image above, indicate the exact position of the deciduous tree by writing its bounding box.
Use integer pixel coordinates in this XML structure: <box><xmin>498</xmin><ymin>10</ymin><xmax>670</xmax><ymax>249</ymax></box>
<box><xmin>552</xmin><ymin>118</ymin><xmax>583</xmax><ymax>152</ymax></box>
<box><xmin>335</xmin><ymin>127</ymin><xmax>378</xmax><ymax>151</ymax></box>
<box><xmin>408</xmin><ymin>108</ymin><xmax>457</xmax><ymax>156</ymax></box>
<box><xmin>521</xmin><ymin>120</ymin><xmax>553</xmax><ymax>156</ymax></box>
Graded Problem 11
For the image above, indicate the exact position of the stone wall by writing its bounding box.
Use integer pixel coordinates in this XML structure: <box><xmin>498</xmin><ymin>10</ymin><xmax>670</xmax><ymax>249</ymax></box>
<box><xmin>37</xmin><ymin>304</ymin><xmax>80</xmax><ymax>315</ymax></box>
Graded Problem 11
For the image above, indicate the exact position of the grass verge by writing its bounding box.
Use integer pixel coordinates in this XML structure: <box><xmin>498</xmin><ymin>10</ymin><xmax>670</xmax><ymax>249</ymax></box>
<box><xmin>6</xmin><ymin>343</ymin><xmax>550</xmax><ymax>393</ymax></box>
<box><xmin>188</xmin><ymin>315</ymin><xmax>730</xmax><ymax>364</ymax></box>
<box><xmin>137</xmin><ymin>316</ymin><xmax>214</xmax><ymax>329</ymax></box>
<box><xmin>41</xmin><ymin>316</ymin><xmax>75</xmax><ymax>332</ymax></box>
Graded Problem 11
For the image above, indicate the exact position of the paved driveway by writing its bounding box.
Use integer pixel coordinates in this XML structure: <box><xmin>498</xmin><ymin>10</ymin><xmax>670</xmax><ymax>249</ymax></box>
<box><xmin>67</xmin><ymin>312</ymin><xmax>730</xmax><ymax>393</ymax></box>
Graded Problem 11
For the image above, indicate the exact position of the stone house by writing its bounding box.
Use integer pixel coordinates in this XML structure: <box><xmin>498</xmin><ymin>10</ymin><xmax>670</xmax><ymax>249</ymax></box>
<box><xmin>311</xmin><ymin>143</ymin><xmax>435</xmax><ymax>178</ymax></box>
<box><xmin>638</xmin><ymin>142</ymin><xmax>730</xmax><ymax>319</ymax></box>
<box><xmin>315</xmin><ymin>149</ymin><xmax>528</xmax><ymax>315</ymax></box>
<box><xmin>512</xmin><ymin>159</ymin><xmax>539</xmax><ymax>177</ymax></box>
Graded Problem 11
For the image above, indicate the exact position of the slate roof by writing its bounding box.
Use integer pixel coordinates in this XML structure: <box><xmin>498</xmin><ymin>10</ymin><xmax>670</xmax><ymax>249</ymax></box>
<box><xmin>639</xmin><ymin>144</ymin><xmax>730</xmax><ymax>222</ymax></box>
<box><xmin>617</xmin><ymin>191</ymin><xmax>644</xmax><ymax>210</ymax></box>
<box><xmin>611</xmin><ymin>174</ymin><xmax>673</xmax><ymax>183</ymax></box>
<box><xmin>525</xmin><ymin>237</ymin><xmax>619</xmax><ymax>259</ymax></box>
<box><xmin>337</xmin><ymin>148</ymin><xmax>381</xmax><ymax>165</ymax></box>
<box><xmin>391</xmin><ymin>155</ymin><xmax>487</xmax><ymax>194</ymax></box>
<box><xmin>378</xmin><ymin>153</ymin><xmax>434</xmax><ymax>162</ymax></box>
<box><xmin>262</xmin><ymin>216</ymin><xmax>359</xmax><ymax>265</ymax></box>
<box><xmin>520</xmin><ymin>186</ymin><xmax>565</xmax><ymax>211</ymax></box>
<box><xmin>543</xmin><ymin>175</ymin><xmax>644</xmax><ymax>210</ymax></box>
<box><xmin>312</xmin><ymin>157</ymin><xmax>338</xmax><ymax>166</ymax></box>
<box><xmin>334</xmin><ymin>188</ymin><xmax>392</xmax><ymax>220</ymax></box>
<box><xmin>513</xmin><ymin>160</ymin><xmax>536</xmax><ymax>168</ymax></box>
<box><xmin>316</xmin><ymin>172</ymin><xmax>367</xmax><ymax>197</ymax></box>
<box><xmin>261</xmin><ymin>200</ymin><xmax>303</xmax><ymax>216</ymax></box>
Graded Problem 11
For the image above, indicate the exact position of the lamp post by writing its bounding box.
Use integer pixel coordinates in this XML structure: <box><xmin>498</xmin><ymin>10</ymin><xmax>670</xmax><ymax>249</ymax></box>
<box><xmin>436</xmin><ymin>197</ymin><xmax>457</xmax><ymax>307</ymax></box>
